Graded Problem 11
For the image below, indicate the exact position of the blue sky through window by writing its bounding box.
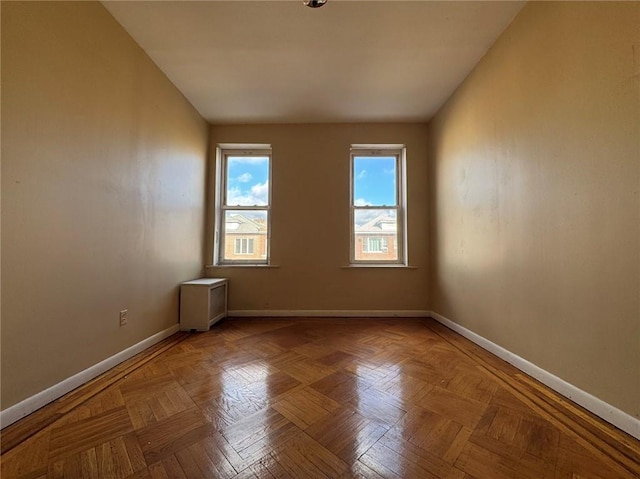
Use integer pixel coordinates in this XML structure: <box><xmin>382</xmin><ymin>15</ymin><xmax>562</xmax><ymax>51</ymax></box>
<box><xmin>226</xmin><ymin>156</ymin><xmax>269</xmax><ymax>206</ymax></box>
<box><xmin>353</xmin><ymin>156</ymin><xmax>396</xmax><ymax>206</ymax></box>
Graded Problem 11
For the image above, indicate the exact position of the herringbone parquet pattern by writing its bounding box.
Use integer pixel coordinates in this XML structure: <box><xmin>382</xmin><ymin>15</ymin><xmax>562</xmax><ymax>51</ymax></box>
<box><xmin>2</xmin><ymin>318</ymin><xmax>638</xmax><ymax>478</ymax></box>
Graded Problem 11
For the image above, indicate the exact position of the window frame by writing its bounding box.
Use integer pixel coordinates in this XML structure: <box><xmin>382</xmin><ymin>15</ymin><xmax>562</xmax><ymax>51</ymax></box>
<box><xmin>350</xmin><ymin>145</ymin><xmax>407</xmax><ymax>265</ymax></box>
<box><xmin>214</xmin><ymin>144</ymin><xmax>272</xmax><ymax>266</ymax></box>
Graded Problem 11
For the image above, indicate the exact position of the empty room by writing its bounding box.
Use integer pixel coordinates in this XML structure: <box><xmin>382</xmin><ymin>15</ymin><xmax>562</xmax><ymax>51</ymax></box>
<box><xmin>1</xmin><ymin>1</ymin><xmax>639</xmax><ymax>478</ymax></box>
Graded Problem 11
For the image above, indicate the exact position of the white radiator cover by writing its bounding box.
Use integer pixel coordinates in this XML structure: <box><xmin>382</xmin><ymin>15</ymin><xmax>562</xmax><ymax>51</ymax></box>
<box><xmin>179</xmin><ymin>278</ymin><xmax>228</xmax><ymax>331</ymax></box>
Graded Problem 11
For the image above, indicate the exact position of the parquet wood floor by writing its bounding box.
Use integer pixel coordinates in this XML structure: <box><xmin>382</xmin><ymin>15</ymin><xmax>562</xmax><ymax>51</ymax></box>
<box><xmin>2</xmin><ymin>318</ymin><xmax>639</xmax><ymax>478</ymax></box>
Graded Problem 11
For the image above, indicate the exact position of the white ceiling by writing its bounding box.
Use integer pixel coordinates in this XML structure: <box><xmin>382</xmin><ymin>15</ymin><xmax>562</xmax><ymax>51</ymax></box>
<box><xmin>103</xmin><ymin>1</ymin><xmax>524</xmax><ymax>124</ymax></box>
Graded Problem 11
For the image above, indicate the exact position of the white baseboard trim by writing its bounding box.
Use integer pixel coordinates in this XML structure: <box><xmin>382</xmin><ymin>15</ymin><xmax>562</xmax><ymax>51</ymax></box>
<box><xmin>0</xmin><ymin>324</ymin><xmax>180</xmax><ymax>429</ymax></box>
<box><xmin>428</xmin><ymin>311</ymin><xmax>640</xmax><ymax>440</ymax></box>
<box><xmin>227</xmin><ymin>310</ymin><xmax>430</xmax><ymax>318</ymax></box>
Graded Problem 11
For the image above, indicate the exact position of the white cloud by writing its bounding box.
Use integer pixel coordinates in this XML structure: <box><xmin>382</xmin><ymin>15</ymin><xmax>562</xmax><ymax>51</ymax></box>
<box><xmin>237</xmin><ymin>172</ymin><xmax>252</xmax><ymax>183</ymax></box>
<box><xmin>354</xmin><ymin>198</ymin><xmax>372</xmax><ymax>206</ymax></box>
<box><xmin>357</xmin><ymin>170</ymin><xmax>367</xmax><ymax>180</ymax></box>
<box><xmin>251</xmin><ymin>181</ymin><xmax>269</xmax><ymax>203</ymax></box>
<box><xmin>354</xmin><ymin>209</ymin><xmax>380</xmax><ymax>226</ymax></box>
<box><xmin>228</xmin><ymin>156</ymin><xmax>268</xmax><ymax>165</ymax></box>
<box><xmin>354</xmin><ymin>208</ymin><xmax>395</xmax><ymax>227</ymax></box>
<box><xmin>227</xmin><ymin>180</ymin><xmax>269</xmax><ymax>206</ymax></box>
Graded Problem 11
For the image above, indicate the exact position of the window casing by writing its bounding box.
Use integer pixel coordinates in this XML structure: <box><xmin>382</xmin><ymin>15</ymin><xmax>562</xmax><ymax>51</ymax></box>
<box><xmin>350</xmin><ymin>145</ymin><xmax>407</xmax><ymax>265</ymax></box>
<box><xmin>215</xmin><ymin>145</ymin><xmax>271</xmax><ymax>265</ymax></box>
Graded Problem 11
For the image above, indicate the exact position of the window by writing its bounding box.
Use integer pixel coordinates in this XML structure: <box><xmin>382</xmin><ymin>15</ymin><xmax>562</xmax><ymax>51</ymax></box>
<box><xmin>215</xmin><ymin>145</ymin><xmax>271</xmax><ymax>265</ymax></box>
<box><xmin>234</xmin><ymin>238</ymin><xmax>254</xmax><ymax>255</ymax></box>
<box><xmin>350</xmin><ymin>145</ymin><xmax>406</xmax><ymax>264</ymax></box>
<box><xmin>363</xmin><ymin>237</ymin><xmax>388</xmax><ymax>253</ymax></box>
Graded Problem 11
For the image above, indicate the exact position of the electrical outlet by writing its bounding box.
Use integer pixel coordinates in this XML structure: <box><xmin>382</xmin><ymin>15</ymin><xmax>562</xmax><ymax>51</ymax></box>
<box><xmin>119</xmin><ymin>309</ymin><xmax>128</xmax><ymax>326</ymax></box>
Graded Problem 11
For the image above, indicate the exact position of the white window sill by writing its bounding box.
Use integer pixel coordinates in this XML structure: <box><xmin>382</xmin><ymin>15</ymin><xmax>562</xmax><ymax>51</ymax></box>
<box><xmin>341</xmin><ymin>264</ymin><xmax>418</xmax><ymax>269</ymax></box>
<box><xmin>205</xmin><ymin>264</ymin><xmax>280</xmax><ymax>269</ymax></box>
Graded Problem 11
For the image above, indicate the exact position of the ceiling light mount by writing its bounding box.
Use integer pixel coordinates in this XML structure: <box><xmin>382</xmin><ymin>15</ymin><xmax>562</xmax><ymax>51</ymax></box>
<box><xmin>304</xmin><ymin>0</ymin><xmax>327</xmax><ymax>8</ymax></box>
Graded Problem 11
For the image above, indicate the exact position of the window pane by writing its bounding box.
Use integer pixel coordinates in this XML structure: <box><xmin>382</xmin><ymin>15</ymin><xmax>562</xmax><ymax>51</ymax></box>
<box><xmin>353</xmin><ymin>156</ymin><xmax>396</xmax><ymax>207</ymax></box>
<box><xmin>226</xmin><ymin>156</ymin><xmax>269</xmax><ymax>206</ymax></box>
<box><xmin>354</xmin><ymin>209</ymin><xmax>398</xmax><ymax>261</ymax></box>
<box><xmin>223</xmin><ymin>210</ymin><xmax>268</xmax><ymax>261</ymax></box>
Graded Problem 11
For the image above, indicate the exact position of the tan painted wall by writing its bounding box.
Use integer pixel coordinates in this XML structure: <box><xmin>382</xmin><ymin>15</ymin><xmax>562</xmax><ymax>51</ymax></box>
<box><xmin>206</xmin><ymin>124</ymin><xmax>429</xmax><ymax>311</ymax></box>
<box><xmin>428</xmin><ymin>2</ymin><xmax>640</xmax><ymax>418</ymax></box>
<box><xmin>1</xmin><ymin>2</ymin><xmax>208</xmax><ymax>409</ymax></box>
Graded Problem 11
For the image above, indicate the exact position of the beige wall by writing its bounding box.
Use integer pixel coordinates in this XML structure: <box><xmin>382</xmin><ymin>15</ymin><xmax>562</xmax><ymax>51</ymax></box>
<box><xmin>206</xmin><ymin>124</ymin><xmax>429</xmax><ymax>312</ymax></box>
<box><xmin>428</xmin><ymin>2</ymin><xmax>639</xmax><ymax>418</ymax></box>
<box><xmin>1</xmin><ymin>2</ymin><xmax>208</xmax><ymax>409</ymax></box>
